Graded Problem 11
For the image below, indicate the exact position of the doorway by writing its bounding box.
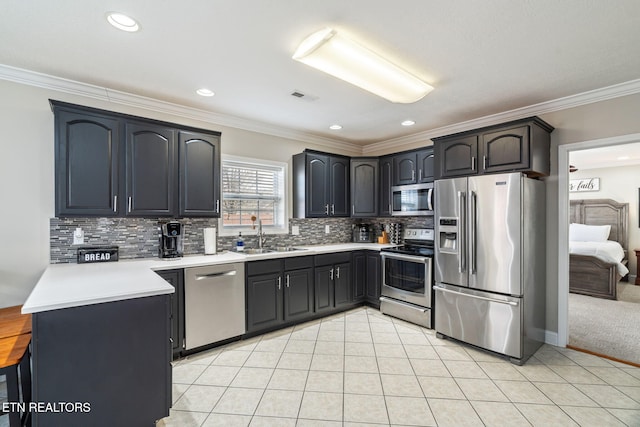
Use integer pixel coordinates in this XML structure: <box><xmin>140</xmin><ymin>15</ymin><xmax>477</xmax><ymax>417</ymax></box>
<box><xmin>557</xmin><ymin>133</ymin><xmax>640</xmax><ymax>360</ymax></box>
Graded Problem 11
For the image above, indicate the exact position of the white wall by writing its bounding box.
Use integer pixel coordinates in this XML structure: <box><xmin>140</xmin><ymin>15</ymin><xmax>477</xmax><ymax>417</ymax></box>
<box><xmin>0</xmin><ymin>79</ymin><xmax>355</xmax><ymax>307</ymax></box>
<box><xmin>539</xmin><ymin>92</ymin><xmax>640</xmax><ymax>334</ymax></box>
<box><xmin>568</xmin><ymin>164</ymin><xmax>640</xmax><ymax>279</ymax></box>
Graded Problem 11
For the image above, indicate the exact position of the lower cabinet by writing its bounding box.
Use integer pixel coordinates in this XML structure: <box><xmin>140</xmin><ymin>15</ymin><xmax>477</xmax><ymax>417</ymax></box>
<box><xmin>246</xmin><ymin>256</ymin><xmax>314</xmax><ymax>333</ymax></box>
<box><xmin>314</xmin><ymin>252</ymin><xmax>352</xmax><ymax>314</ymax></box>
<box><xmin>31</xmin><ymin>295</ymin><xmax>171</xmax><ymax>426</ymax></box>
<box><xmin>156</xmin><ymin>269</ymin><xmax>185</xmax><ymax>359</ymax></box>
<box><xmin>353</xmin><ymin>250</ymin><xmax>382</xmax><ymax>307</ymax></box>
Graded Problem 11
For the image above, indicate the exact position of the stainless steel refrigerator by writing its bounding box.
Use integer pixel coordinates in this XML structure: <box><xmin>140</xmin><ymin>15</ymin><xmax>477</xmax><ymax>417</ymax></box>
<box><xmin>434</xmin><ymin>172</ymin><xmax>546</xmax><ymax>365</ymax></box>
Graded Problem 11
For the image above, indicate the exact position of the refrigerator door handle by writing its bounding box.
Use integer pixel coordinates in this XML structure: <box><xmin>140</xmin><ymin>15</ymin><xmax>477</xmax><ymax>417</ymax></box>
<box><xmin>470</xmin><ymin>190</ymin><xmax>477</xmax><ymax>274</ymax></box>
<box><xmin>458</xmin><ymin>191</ymin><xmax>466</xmax><ymax>273</ymax></box>
<box><xmin>434</xmin><ymin>285</ymin><xmax>519</xmax><ymax>306</ymax></box>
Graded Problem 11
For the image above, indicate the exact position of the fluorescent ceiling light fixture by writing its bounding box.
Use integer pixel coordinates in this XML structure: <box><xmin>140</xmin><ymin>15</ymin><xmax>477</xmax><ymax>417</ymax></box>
<box><xmin>329</xmin><ymin>124</ymin><xmax>342</xmax><ymax>130</ymax></box>
<box><xmin>196</xmin><ymin>88</ymin><xmax>215</xmax><ymax>97</ymax></box>
<box><xmin>293</xmin><ymin>28</ymin><xmax>433</xmax><ymax>103</ymax></box>
<box><xmin>401</xmin><ymin>120</ymin><xmax>416</xmax><ymax>126</ymax></box>
<box><xmin>617</xmin><ymin>156</ymin><xmax>630</xmax><ymax>160</ymax></box>
<box><xmin>106</xmin><ymin>12</ymin><xmax>140</xmax><ymax>32</ymax></box>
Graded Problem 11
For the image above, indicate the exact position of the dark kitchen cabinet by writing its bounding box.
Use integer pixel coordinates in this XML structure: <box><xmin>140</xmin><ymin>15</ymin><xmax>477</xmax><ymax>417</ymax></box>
<box><xmin>314</xmin><ymin>252</ymin><xmax>352</xmax><ymax>314</ymax></box>
<box><xmin>350</xmin><ymin>158</ymin><xmax>379</xmax><ymax>217</ymax></box>
<box><xmin>379</xmin><ymin>155</ymin><xmax>393</xmax><ymax>217</ymax></box>
<box><xmin>156</xmin><ymin>269</ymin><xmax>184</xmax><ymax>359</ymax></box>
<box><xmin>293</xmin><ymin>150</ymin><xmax>350</xmax><ymax>218</ymax></box>
<box><xmin>54</xmin><ymin>107</ymin><xmax>121</xmax><ymax>216</ymax></box>
<box><xmin>392</xmin><ymin>148</ymin><xmax>434</xmax><ymax>185</ymax></box>
<box><xmin>125</xmin><ymin>122</ymin><xmax>177</xmax><ymax>216</ymax></box>
<box><xmin>434</xmin><ymin>117</ymin><xmax>553</xmax><ymax>179</ymax></box>
<box><xmin>31</xmin><ymin>295</ymin><xmax>171</xmax><ymax>426</ymax></box>
<box><xmin>51</xmin><ymin>100</ymin><xmax>222</xmax><ymax>218</ymax></box>
<box><xmin>246</xmin><ymin>257</ymin><xmax>314</xmax><ymax>333</ymax></box>
<box><xmin>179</xmin><ymin>131</ymin><xmax>221</xmax><ymax>217</ymax></box>
<box><xmin>353</xmin><ymin>250</ymin><xmax>382</xmax><ymax>308</ymax></box>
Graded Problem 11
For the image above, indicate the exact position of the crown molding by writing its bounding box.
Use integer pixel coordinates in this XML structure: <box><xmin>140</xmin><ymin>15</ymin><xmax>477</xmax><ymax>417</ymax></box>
<box><xmin>364</xmin><ymin>78</ymin><xmax>640</xmax><ymax>155</ymax></box>
<box><xmin>0</xmin><ymin>63</ymin><xmax>362</xmax><ymax>155</ymax></box>
<box><xmin>3</xmin><ymin>63</ymin><xmax>640</xmax><ymax>158</ymax></box>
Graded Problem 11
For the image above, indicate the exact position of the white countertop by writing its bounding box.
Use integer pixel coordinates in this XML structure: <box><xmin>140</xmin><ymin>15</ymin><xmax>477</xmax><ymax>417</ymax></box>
<box><xmin>23</xmin><ymin>243</ymin><xmax>393</xmax><ymax>314</ymax></box>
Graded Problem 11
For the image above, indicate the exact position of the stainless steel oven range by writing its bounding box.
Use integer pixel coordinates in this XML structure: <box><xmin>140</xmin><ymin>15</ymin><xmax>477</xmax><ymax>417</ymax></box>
<box><xmin>379</xmin><ymin>228</ymin><xmax>434</xmax><ymax>328</ymax></box>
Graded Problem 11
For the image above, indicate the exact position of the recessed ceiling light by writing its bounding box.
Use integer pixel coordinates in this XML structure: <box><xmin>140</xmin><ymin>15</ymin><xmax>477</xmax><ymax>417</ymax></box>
<box><xmin>329</xmin><ymin>124</ymin><xmax>342</xmax><ymax>130</ymax></box>
<box><xmin>106</xmin><ymin>12</ymin><xmax>140</xmax><ymax>32</ymax></box>
<box><xmin>196</xmin><ymin>88</ymin><xmax>215</xmax><ymax>97</ymax></box>
<box><xmin>401</xmin><ymin>120</ymin><xmax>416</xmax><ymax>126</ymax></box>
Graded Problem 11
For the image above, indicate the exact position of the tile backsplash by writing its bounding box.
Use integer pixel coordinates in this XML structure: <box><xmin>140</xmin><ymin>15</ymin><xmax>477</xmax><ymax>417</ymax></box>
<box><xmin>50</xmin><ymin>216</ymin><xmax>433</xmax><ymax>263</ymax></box>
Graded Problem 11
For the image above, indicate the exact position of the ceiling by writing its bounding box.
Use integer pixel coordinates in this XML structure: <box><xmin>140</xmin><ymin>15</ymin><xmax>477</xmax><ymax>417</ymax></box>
<box><xmin>570</xmin><ymin>142</ymin><xmax>640</xmax><ymax>170</ymax></box>
<box><xmin>1</xmin><ymin>1</ymin><xmax>640</xmax><ymax>146</ymax></box>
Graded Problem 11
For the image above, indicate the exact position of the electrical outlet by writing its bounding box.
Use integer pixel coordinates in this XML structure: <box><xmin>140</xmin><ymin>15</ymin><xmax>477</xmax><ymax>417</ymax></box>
<box><xmin>291</xmin><ymin>225</ymin><xmax>300</xmax><ymax>235</ymax></box>
<box><xmin>325</xmin><ymin>225</ymin><xmax>330</xmax><ymax>234</ymax></box>
<box><xmin>73</xmin><ymin>227</ymin><xmax>84</xmax><ymax>245</ymax></box>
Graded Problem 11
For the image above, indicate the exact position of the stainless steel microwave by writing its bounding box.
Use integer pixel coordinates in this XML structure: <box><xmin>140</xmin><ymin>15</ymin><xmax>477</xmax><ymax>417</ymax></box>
<box><xmin>391</xmin><ymin>183</ymin><xmax>434</xmax><ymax>216</ymax></box>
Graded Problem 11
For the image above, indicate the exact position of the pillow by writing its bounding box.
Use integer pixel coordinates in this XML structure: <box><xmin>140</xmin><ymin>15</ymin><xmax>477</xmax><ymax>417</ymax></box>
<box><xmin>569</xmin><ymin>223</ymin><xmax>611</xmax><ymax>242</ymax></box>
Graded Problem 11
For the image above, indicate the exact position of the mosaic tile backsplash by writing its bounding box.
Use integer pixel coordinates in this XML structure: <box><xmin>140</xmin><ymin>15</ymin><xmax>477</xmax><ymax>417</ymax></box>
<box><xmin>50</xmin><ymin>216</ymin><xmax>433</xmax><ymax>263</ymax></box>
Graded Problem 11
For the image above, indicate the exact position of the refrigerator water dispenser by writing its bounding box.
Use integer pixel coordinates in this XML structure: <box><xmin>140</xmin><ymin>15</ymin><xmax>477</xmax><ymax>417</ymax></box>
<box><xmin>438</xmin><ymin>218</ymin><xmax>458</xmax><ymax>254</ymax></box>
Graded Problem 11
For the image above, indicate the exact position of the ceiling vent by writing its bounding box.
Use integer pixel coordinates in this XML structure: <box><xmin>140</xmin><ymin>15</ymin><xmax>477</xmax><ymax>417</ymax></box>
<box><xmin>290</xmin><ymin>90</ymin><xmax>318</xmax><ymax>102</ymax></box>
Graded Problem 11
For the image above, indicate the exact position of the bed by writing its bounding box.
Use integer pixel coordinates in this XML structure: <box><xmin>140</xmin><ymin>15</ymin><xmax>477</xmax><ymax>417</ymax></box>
<box><xmin>569</xmin><ymin>199</ymin><xmax>629</xmax><ymax>300</ymax></box>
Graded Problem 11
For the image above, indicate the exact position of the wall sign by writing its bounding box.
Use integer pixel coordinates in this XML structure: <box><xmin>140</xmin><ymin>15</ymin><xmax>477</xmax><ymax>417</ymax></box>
<box><xmin>569</xmin><ymin>178</ymin><xmax>600</xmax><ymax>192</ymax></box>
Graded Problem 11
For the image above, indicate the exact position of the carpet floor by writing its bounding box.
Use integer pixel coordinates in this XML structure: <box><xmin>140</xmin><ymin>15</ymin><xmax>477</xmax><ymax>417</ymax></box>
<box><xmin>569</xmin><ymin>283</ymin><xmax>640</xmax><ymax>365</ymax></box>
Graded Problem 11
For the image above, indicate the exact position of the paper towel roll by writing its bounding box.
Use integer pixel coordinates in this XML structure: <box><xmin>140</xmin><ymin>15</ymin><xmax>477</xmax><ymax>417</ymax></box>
<box><xmin>203</xmin><ymin>227</ymin><xmax>217</xmax><ymax>255</ymax></box>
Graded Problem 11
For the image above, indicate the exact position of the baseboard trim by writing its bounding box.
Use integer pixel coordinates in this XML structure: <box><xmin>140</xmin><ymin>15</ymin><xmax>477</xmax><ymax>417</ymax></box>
<box><xmin>544</xmin><ymin>330</ymin><xmax>559</xmax><ymax>346</ymax></box>
<box><xmin>566</xmin><ymin>345</ymin><xmax>640</xmax><ymax>368</ymax></box>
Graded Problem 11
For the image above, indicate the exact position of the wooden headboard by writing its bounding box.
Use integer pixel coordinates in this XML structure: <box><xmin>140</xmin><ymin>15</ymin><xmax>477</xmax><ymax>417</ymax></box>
<box><xmin>569</xmin><ymin>199</ymin><xmax>629</xmax><ymax>252</ymax></box>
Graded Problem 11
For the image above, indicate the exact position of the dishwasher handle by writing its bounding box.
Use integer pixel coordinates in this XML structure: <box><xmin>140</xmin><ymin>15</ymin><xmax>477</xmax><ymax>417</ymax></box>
<box><xmin>195</xmin><ymin>270</ymin><xmax>237</xmax><ymax>280</ymax></box>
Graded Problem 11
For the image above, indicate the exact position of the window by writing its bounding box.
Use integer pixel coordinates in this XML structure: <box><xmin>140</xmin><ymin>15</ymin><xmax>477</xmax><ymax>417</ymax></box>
<box><xmin>220</xmin><ymin>155</ymin><xmax>287</xmax><ymax>234</ymax></box>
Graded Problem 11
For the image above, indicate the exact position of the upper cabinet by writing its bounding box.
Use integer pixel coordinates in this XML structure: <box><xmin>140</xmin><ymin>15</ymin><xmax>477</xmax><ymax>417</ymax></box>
<box><xmin>434</xmin><ymin>117</ymin><xmax>553</xmax><ymax>179</ymax></box>
<box><xmin>378</xmin><ymin>156</ymin><xmax>393</xmax><ymax>217</ymax></box>
<box><xmin>125</xmin><ymin>122</ymin><xmax>177</xmax><ymax>216</ymax></box>
<box><xmin>350</xmin><ymin>158</ymin><xmax>379</xmax><ymax>218</ymax></box>
<box><xmin>52</xmin><ymin>100</ymin><xmax>221</xmax><ymax>218</ymax></box>
<box><xmin>293</xmin><ymin>150</ymin><xmax>350</xmax><ymax>218</ymax></box>
<box><xmin>392</xmin><ymin>148</ymin><xmax>434</xmax><ymax>186</ymax></box>
<box><xmin>179</xmin><ymin>131</ymin><xmax>221</xmax><ymax>217</ymax></box>
<box><xmin>55</xmin><ymin>108</ymin><xmax>121</xmax><ymax>216</ymax></box>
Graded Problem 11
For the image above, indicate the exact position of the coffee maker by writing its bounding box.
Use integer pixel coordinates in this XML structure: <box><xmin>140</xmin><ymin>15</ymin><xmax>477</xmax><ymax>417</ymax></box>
<box><xmin>158</xmin><ymin>221</ymin><xmax>184</xmax><ymax>259</ymax></box>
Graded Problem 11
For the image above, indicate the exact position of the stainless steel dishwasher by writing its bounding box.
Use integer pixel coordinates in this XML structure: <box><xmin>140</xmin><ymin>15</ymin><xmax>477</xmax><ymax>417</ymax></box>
<box><xmin>184</xmin><ymin>262</ymin><xmax>245</xmax><ymax>350</ymax></box>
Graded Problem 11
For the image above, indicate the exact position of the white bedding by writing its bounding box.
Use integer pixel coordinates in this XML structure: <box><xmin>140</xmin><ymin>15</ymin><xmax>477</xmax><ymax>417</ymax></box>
<box><xmin>569</xmin><ymin>240</ymin><xmax>629</xmax><ymax>276</ymax></box>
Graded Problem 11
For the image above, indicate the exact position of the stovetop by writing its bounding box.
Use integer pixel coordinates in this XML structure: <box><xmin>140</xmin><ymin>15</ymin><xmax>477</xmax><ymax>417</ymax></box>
<box><xmin>381</xmin><ymin>228</ymin><xmax>434</xmax><ymax>257</ymax></box>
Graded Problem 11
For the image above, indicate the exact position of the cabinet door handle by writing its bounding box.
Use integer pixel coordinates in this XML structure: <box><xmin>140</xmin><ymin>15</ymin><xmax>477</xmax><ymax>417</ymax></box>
<box><xmin>412</xmin><ymin>169</ymin><xmax>415</xmax><ymax>181</ymax></box>
<box><xmin>419</xmin><ymin>169</ymin><xmax>422</xmax><ymax>181</ymax></box>
<box><xmin>113</xmin><ymin>195</ymin><xmax>117</xmax><ymax>212</ymax></box>
<box><xmin>286</xmin><ymin>274</ymin><xmax>290</xmax><ymax>288</ymax></box>
<box><xmin>128</xmin><ymin>196</ymin><xmax>132</xmax><ymax>213</ymax></box>
<box><xmin>336</xmin><ymin>267</ymin><xmax>340</xmax><ymax>279</ymax></box>
<box><xmin>216</xmin><ymin>199</ymin><xmax>220</xmax><ymax>213</ymax></box>
<box><xmin>352</xmin><ymin>205</ymin><xmax>355</xmax><ymax>215</ymax></box>
<box><xmin>331</xmin><ymin>204</ymin><xmax>335</xmax><ymax>215</ymax></box>
<box><xmin>325</xmin><ymin>204</ymin><xmax>329</xmax><ymax>215</ymax></box>
<box><xmin>277</xmin><ymin>276</ymin><xmax>282</xmax><ymax>290</ymax></box>
<box><xmin>330</xmin><ymin>268</ymin><xmax>334</xmax><ymax>280</ymax></box>
<box><xmin>483</xmin><ymin>156</ymin><xmax>487</xmax><ymax>169</ymax></box>
<box><xmin>471</xmin><ymin>157</ymin><xmax>476</xmax><ymax>171</ymax></box>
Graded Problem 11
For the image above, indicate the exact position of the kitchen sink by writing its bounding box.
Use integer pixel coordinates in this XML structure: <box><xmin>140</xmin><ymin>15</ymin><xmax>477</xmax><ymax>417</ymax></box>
<box><xmin>273</xmin><ymin>246</ymin><xmax>304</xmax><ymax>252</ymax></box>
<box><xmin>243</xmin><ymin>248</ymin><xmax>274</xmax><ymax>254</ymax></box>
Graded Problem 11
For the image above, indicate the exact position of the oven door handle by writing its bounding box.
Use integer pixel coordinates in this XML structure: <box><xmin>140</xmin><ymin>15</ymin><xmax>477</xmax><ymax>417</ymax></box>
<box><xmin>381</xmin><ymin>253</ymin><xmax>429</xmax><ymax>264</ymax></box>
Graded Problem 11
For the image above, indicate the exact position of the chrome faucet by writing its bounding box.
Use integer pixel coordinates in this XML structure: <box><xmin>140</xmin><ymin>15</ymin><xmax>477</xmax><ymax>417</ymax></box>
<box><xmin>257</xmin><ymin>219</ymin><xmax>266</xmax><ymax>249</ymax></box>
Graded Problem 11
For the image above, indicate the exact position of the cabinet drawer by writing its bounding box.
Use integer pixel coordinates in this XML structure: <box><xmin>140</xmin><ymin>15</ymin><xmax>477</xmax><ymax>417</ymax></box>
<box><xmin>284</xmin><ymin>255</ymin><xmax>314</xmax><ymax>271</ymax></box>
<box><xmin>315</xmin><ymin>252</ymin><xmax>351</xmax><ymax>266</ymax></box>
<box><xmin>246</xmin><ymin>259</ymin><xmax>281</xmax><ymax>276</ymax></box>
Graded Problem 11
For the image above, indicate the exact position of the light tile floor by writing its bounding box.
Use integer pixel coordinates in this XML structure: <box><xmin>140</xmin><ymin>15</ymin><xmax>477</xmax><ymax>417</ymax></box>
<box><xmin>157</xmin><ymin>307</ymin><xmax>640</xmax><ymax>427</ymax></box>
